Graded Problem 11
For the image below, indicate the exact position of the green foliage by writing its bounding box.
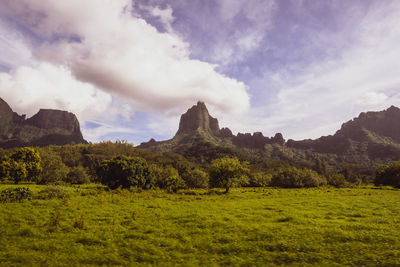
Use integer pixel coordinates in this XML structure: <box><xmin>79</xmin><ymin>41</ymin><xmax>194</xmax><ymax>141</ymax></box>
<box><xmin>327</xmin><ymin>173</ymin><xmax>348</xmax><ymax>188</ymax></box>
<box><xmin>97</xmin><ymin>156</ymin><xmax>153</xmax><ymax>189</ymax></box>
<box><xmin>0</xmin><ymin>148</ymin><xmax>42</xmax><ymax>184</ymax></box>
<box><xmin>38</xmin><ymin>150</ymin><xmax>70</xmax><ymax>184</ymax></box>
<box><xmin>249</xmin><ymin>172</ymin><xmax>272</xmax><ymax>187</ymax></box>
<box><xmin>164</xmin><ymin>169</ymin><xmax>186</xmax><ymax>193</ymax></box>
<box><xmin>65</xmin><ymin>166</ymin><xmax>91</xmax><ymax>184</ymax></box>
<box><xmin>270</xmin><ymin>167</ymin><xmax>327</xmax><ymax>188</ymax></box>
<box><xmin>37</xmin><ymin>186</ymin><xmax>70</xmax><ymax>200</ymax></box>
<box><xmin>10</xmin><ymin>148</ymin><xmax>43</xmax><ymax>182</ymax></box>
<box><xmin>209</xmin><ymin>157</ymin><xmax>249</xmax><ymax>193</ymax></box>
<box><xmin>341</xmin><ymin>164</ymin><xmax>362</xmax><ymax>185</ymax></box>
<box><xmin>182</xmin><ymin>168</ymin><xmax>209</xmax><ymax>188</ymax></box>
<box><xmin>375</xmin><ymin>161</ymin><xmax>400</xmax><ymax>188</ymax></box>
<box><xmin>38</xmin><ymin>186</ymin><xmax>69</xmax><ymax>199</ymax></box>
<box><xmin>0</xmin><ymin>187</ymin><xmax>31</xmax><ymax>202</ymax></box>
<box><xmin>9</xmin><ymin>160</ymin><xmax>28</xmax><ymax>184</ymax></box>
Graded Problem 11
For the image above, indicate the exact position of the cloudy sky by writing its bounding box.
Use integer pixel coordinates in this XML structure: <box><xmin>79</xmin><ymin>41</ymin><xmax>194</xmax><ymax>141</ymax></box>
<box><xmin>0</xmin><ymin>0</ymin><xmax>399</xmax><ymax>144</ymax></box>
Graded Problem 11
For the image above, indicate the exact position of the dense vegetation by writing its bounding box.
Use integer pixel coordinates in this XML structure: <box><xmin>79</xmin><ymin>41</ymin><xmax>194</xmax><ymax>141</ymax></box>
<box><xmin>0</xmin><ymin>142</ymin><xmax>381</xmax><ymax>191</ymax></box>
<box><xmin>375</xmin><ymin>161</ymin><xmax>400</xmax><ymax>188</ymax></box>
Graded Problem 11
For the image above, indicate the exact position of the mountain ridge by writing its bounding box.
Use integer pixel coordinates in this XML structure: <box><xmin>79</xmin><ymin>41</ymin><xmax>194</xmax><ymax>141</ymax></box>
<box><xmin>0</xmin><ymin>98</ymin><xmax>87</xmax><ymax>148</ymax></box>
<box><xmin>139</xmin><ymin>102</ymin><xmax>400</xmax><ymax>169</ymax></box>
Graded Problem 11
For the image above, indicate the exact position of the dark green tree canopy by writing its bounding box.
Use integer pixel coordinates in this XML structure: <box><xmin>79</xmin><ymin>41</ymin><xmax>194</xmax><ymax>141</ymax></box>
<box><xmin>97</xmin><ymin>155</ymin><xmax>153</xmax><ymax>189</ymax></box>
<box><xmin>375</xmin><ymin>161</ymin><xmax>400</xmax><ymax>188</ymax></box>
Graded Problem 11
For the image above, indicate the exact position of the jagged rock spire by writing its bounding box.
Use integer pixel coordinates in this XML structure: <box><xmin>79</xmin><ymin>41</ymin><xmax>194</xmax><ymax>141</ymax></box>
<box><xmin>175</xmin><ymin>101</ymin><xmax>220</xmax><ymax>136</ymax></box>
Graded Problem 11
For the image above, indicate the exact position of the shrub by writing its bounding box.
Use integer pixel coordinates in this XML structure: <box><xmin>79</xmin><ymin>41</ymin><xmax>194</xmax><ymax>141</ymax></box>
<box><xmin>149</xmin><ymin>165</ymin><xmax>185</xmax><ymax>192</ymax></box>
<box><xmin>65</xmin><ymin>166</ymin><xmax>91</xmax><ymax>184</ymax></box>
<box><xmin>327</xmin><ymin>173</ymin><xmax>348</xmax><ymax>188</ymax></box>
<box><xmin>182</xmin><ymin>168</ymin><xmax>209</xmax><ymax>188</ymax></box>
<box><xmin>209</xmin><ymin>157</ymin><xmax>249</xmax><ymax>193</ymax></box>
<box><xmin>375</xmin><ymin>161</ymin><xmax>400</xmax><ymax>188</ymax></box>
<box><xmin>38</xmin><ymin>151</ymin><xmax>69</xmax><ymax>184</ymax></box>
<box><xmin>10</xmin><ymin>148</ymin><xmax>43</xmax><ymax>182</ymax></box>
<box><xmin>37</xmin><ymin>186</ymin><xmax>70</xmax><ymax>199</ymax></box>
<box><xmin>97</xmin><ymin>156</ymin><xmax>154</xmax><ymax>190</ymax></box>
<box><xmin>249</xmin><ymin>172</ymin><xmax>272</xmax><ymax>187</ymax></box>
<box><xmin>270</xmin><ymin>167</ymin><xmax>327</xmax><ymax>188</ymax></box>
<box><xmin>0</xmin><ymin>187</ymin><xmax>32</xmax><ymax>203</ymax></box>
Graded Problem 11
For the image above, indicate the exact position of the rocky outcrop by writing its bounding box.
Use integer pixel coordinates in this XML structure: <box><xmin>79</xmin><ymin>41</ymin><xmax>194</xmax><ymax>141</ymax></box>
<box><xmin>175</xmin><ymin>101</ymin><xmax>220</xmax><ymax>136</ymax></box>
<box><xmin>232</xmin><ymin>132</ymin><xmax>285</xmax><ymax>149</ymax></box>
<box><xmin>0</xmin><ymin>98</ymin><xmax>87</xmax><ymax>148</ymax></box>
<box><xmin>287</xmin><ymin>106</ymin><xmax>400</xmax><ymax>157</ymax></box>
<box><xmin>140</xmin><ymin>101</ymin><xmax>286</xmax><ymax>150</ymax></box>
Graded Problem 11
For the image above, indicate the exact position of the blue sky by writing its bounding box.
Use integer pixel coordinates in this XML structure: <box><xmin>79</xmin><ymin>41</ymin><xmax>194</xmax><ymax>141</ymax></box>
<box><xmin>0</xmin><ymin>0</ymin><xmax>399</xmax><ymax>145</ymax></box>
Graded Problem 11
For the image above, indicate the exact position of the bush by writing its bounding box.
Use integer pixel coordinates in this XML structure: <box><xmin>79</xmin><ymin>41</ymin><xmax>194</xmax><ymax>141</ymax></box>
<box><xmin>10</xmin><ymin>148</ymin><xmax>43</xmax><ymax>182</ymax></box>
<box><xmin>38</xmin><ymin>151</ymin><xmax>69</xmax><ymax>184</ymax></box>
<box><xmin>97</xmin><ymin>156</ymin><xmax>154</xmax><ymax>190</ymax></box>
<box><xmin>182</xmin><ymin>168</ymin><xmax>209</xmax><ymax>188</ymax></box>
<box><xmin>270</xmin><ymin>167</ymin><xmax>327</xmax><ymax>188</ymax></box>
<box><xmin>0</xmin><ymin>187</ymin><xmax>32</xmax><ymax>203</ymax></box>
<box><xmin>65</xmin><ymin>166</ymin><xmax>91</xmax><ymax>184</ymax></box>
<box><xmin>209</xmin><ymin>157</ymin><xmax>249</xmax><ymax>193</ymax></box>
<box><xmin>37</xmin><ymin>186</ymin><xmax>70</xmax><ymax>199</ymax></box>
<box><xmin>375</xmin><ymin>162</ymin><xmax>400</xmax><ymax>188</ymax></box>
<box><xmin>249</xmin><ymin>172</ymin><xmax>272</xmax><ymax>187</ymax></box>
<box><xmin>327</xmin><ymin>173</ymin><xmax>348</xmax><ymax>188</ymax></box>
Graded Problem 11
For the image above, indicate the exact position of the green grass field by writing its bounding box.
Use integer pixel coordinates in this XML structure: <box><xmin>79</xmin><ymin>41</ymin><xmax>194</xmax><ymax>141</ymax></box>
<box><xmin>0</xmin><ymin>185</ymin><xmax>399</xmax><ymax>266</ymax></box>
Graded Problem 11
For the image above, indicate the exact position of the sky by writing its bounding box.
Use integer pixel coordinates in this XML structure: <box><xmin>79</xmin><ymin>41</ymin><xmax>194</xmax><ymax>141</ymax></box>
<box><xmin>0</xmin><ymin>0</ymin><xmax>400</xmax><ymax>145</ymax></box>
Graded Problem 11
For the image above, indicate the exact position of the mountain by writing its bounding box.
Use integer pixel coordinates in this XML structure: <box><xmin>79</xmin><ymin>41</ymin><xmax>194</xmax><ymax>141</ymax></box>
<box><xmin>0</xmin><ymin>98</ymin><xmax>87</xmax><ymax>148</ymax></box>
<box><xmin>287</xmin><ymin>106</ymin><xmax>400</xmax><ymax>160</ymax></box>
<box><xmin>139</xmin><ymin>102</ymin><xmax>400</xmax><ymax>170</ymax></box>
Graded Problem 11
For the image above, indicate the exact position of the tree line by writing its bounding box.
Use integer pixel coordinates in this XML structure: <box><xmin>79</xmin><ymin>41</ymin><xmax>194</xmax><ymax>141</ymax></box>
<box><xmin>0</xmin><ymin>142</ymin><xmax>399</xmax><ymax>191</ymax></box>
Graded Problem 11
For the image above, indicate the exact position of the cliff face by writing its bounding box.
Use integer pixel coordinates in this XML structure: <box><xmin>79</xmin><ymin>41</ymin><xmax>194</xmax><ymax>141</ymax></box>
<box><xmin>139</xmin><ymin>101</ymin><xmax>400</xmax><ymax>168</ymax></box>
<box><xmin>286</xmin><ymin>106</ymin><xmax>400</xmax><ymax>159</ymax></box>
<box><xmin>175</xmin><ymin>101</ymin><xmax>220</xmax><ymax>136</ymax></box>
<box><xmin>139</xmin><ymin>101</ymin><xmax>286</xmax><ymax>150</ymax></box>
<box><xmin>0</xmin><ymin>98</ymin><xmax>87</xmax><ymax>148</ymax></box>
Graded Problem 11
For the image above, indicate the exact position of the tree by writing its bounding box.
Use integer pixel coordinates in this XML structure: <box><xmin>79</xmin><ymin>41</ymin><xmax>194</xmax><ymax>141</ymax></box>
<box><xmin>9</xmin><ymin>161</ymin><xmax>27</xmax><ymax>184</ymax></box>
<box><xmin>182</xmin><ymin>168</ymin><xmax>209</xmax><ymax>188</ymax></box>
<box><xmin>375</xmin><ymin>161</ymin><xmax>400</xmax><ymax>188</ymax></box>
<box><xmin>209</xmin><ymin>157</ymin><xmax>249</xmax><ymax>193</ymax></box>
<box><xmin>97</xmin><ymin>156</ymin><xmax>153</xmax><ymax>189</ymax></box>
<box><xmin>38</xmin><ymin>150</ymin><xmax>69</xmax><ymax>184</ymax></box>
<box><xmin>270</xmin><ymin>166</ymin><xmax>327</xmax><ymax>188</ymax></box>
<box><xmin>65</xmin><ymin>166</ymin><xmax>91</xmax><ymax>184</ymax></box>
<box><xmin>10</xmin><ymin>148</ymin><xmax>42</xmax><ymax>182</ymax></box>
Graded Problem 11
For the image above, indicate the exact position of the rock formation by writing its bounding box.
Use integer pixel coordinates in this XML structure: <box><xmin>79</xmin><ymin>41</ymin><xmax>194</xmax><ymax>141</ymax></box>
<box><xmin>0</xmin><ymin>98</ymin><xmax>87</xmax><ymax>148</ymax></box>
<box><xmin>139</xmin><ymin>101</ymin><xmax>400</xmax><ymax>168</ymax></box>
<box><xmin>139</xmin><ymin>101</ymin><xmax>286</xmax><ymax>149</ymax></box>
<box><xmin>175</xmin><ymin>101</ymin><xmax>220</xmax><ymax>136</ymax></box>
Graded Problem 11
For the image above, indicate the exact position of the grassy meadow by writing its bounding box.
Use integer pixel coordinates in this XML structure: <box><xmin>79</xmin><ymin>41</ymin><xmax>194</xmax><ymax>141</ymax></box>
<box><xmin>0</xmin><ymin>184</ymin><xmax>399</xmax><ymax>266</ymax></box>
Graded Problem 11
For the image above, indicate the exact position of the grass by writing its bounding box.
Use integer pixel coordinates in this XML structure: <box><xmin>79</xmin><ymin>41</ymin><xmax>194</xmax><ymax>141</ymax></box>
<box><xmin>0</xmin><ymin>184</ymin><xmax>399</xmax><ymax>266</ymax></box>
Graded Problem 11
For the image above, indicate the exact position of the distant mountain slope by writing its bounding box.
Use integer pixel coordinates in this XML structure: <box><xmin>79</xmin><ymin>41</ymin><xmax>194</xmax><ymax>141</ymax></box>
<box><xmin>0</xmin><ymin>98</ymin><xmax>87</xmax><ymax>148</ymax></box>
<box><xmin>139</xmin><ymin>102</ymin><xmax>400</xmax><ymax>169</ymax></box>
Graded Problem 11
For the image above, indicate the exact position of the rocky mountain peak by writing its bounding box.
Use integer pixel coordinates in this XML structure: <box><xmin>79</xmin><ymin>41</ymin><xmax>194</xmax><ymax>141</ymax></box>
<box><xmin>175</xmin><ymin>101</ymin><xmax>220</xmax><ymax>136</ymax></box>
<box><xmin>336</xmin><ymin>105</ymin><xmax>400</xmax><ymax>142</ymax></box>
<box><xmin>0</xmin><ymin>98</ymin><xmax>86</xmax><ymax>148</ymax></box>
<box><xmin>26</xmin><ymin>109</ymin><xmax>81</xmax><ymax>133</ymax></box>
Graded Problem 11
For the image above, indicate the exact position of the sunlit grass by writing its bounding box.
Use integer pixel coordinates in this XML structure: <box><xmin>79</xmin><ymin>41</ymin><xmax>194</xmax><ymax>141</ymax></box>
<box><xmin>0</xmin><ymin>185</ymin><xmax>399</xmax><ymax>266</ymax></box>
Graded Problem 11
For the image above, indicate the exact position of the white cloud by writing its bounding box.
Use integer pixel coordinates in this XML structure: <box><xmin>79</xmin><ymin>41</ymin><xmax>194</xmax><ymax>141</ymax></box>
<box><xmin>0</xmin><ymin>0</ymin><xmax>250</xmax><ymax>117</ymax></box>
<box><xmin>143</xmin><ymin>5</ymin><xmax>175</xmax><ymax>33</ymax></box>
<box><xmin>0</xmin><ymin>20</ymin><xmax>32</xmax><ymax>69</ymax></box>
<box><xmin>82</xmin><ymin>121</ymin><xmax>139</xmax><ymax>143</ymax></box>
<box><xmin>214</xmin><ymin>0</ymin><xmax>277</xmax><ymax>66</ymax></box>
<box><xmin>0</xmin><ymin>63</ymin><xmax>115</xmax><ymax>123</ymax></box>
